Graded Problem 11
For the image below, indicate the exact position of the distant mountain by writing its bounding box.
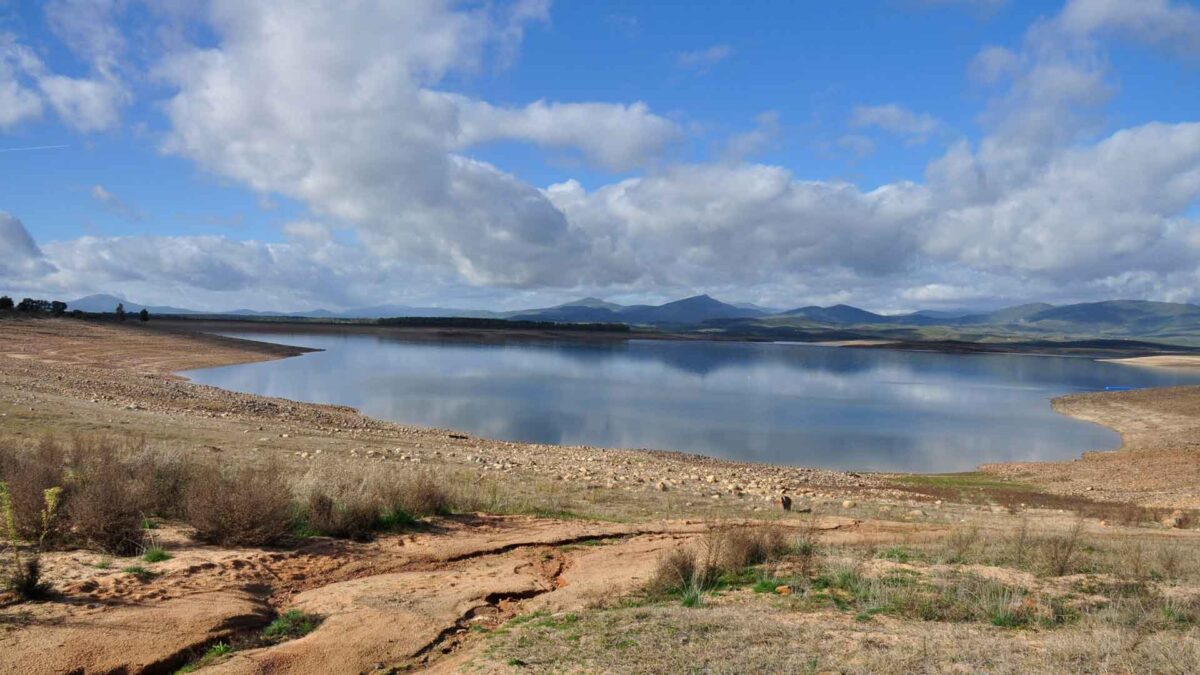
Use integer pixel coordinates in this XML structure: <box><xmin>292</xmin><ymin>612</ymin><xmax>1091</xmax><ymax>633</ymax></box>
<box><xmin>779</xmin><ymin>304</ymin><xmax>889</xmax><ymax>324</ymax></box>
<box><xmin>67</xmin><ymin>294</ymin><xmax>199</xmax><ymax>315</ymax></box>
<box><xmin>59</xmin><ymin>292</ymin><xmax>1200</xmax><ymax>342</ymax></box>
<box><xmin>558</xmin><ymin>297</ymin><xmax>624</xmax><ymax>311</ymax></box>
<box><xmin>951</xmin><ymin>303</ymin><xmax>1055</xmax><ymax>326</ymax></box>
<box><xmin>618</xmin><ymin>295</ymin><xmax>765</xmax><ymax>324</ymax></box>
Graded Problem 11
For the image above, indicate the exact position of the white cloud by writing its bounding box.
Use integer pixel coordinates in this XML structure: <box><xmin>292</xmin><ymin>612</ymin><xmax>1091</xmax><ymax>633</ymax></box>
<box><xmin>90</xmin><ymin>184</ymin><xmax>141</xmax><ymax>221</ymax></box>
<box><xmin>0</xmin><ymin>2</ymin><xmax>127</xmax><ymax>133</ymax></box>
<box><xmin>0</xmin><ymin>34</ymin><xmax>44</xmax><ymax>129</ymax></box>
<box><xmin>677</xmin><ymin>44</ymin><xmax>734</xmax><ymax>70</ymax></box>
<box><xmin>1057</xmin><ymin>0</ymin><xmax>1200</xmax><ymax>55</ymax></box>
<box><xmin>722</xmin><ymin>111</ymin><xmax>781</xmax><ymax>161</ymax></box>
<box><xmin>8</xmin><ymin>0</ymin><xmax>1200</xmax><ymax>312</ymax></box>
<box><xmin>453</xmin><ymin>99</ymin><xmax>681</xmax><ymax>171</ymax></box>
<box><xmin>850</xmin><ymin>104</ymin><xmax>942</xmax><ymax>144</ymax></box>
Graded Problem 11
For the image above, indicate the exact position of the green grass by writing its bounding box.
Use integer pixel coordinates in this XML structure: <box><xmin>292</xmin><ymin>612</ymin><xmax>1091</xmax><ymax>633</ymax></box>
<box><xmin>174</xmin><ymin>642</ymin><xmax>234</xmax><ymax>673</ymax></box>
<box><xmin>121</xmin><ymin>565</ymin><xmax>154</xmax><ymax>580</ymax></box>
<box><xmin>94</xmin><ymin>557</ymin><xmax>112</xmax><ymax>569</ymax></box>
<box><xmin>263</xmin><ymin>610</ymin><xmax>321</xmax><ymax>642</ymax></box>
<box><xmin>142</xmin><ymin>547</ymin><xmax>171</xmax><ymax>563</ymax></box>
<box><xmin>532</xmin><ymin>613</ymin><xmax>580</xmax><ymax>630</ymax></box>
<box><xmin>894</xmin><ymin>472</ymin><xmax>1032</xmax><ymax>492</ymax></box>
<box><xmin>877</xmin><ymin>547</ymin><xmax>916</xmax><ymax>564</ymax></box>
<box><xmin>140</xmin><ymin>517</ymin><xmax>158</xmax><ymax>530</ymax></box>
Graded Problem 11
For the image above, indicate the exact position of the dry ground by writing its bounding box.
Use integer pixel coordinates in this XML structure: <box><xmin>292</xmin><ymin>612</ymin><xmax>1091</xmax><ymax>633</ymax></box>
<box><xmin>2</xmin><ymin>318</ymin><xmax>1199</xmax><ymax>674</ymax></box>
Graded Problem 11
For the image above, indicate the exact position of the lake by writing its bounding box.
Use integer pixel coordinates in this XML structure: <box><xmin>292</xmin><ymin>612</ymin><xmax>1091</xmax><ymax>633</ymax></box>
<box><xmin>182</xmin><ymin>332</ymin><xmax>1200</xmax><ymax>472</ymax></box>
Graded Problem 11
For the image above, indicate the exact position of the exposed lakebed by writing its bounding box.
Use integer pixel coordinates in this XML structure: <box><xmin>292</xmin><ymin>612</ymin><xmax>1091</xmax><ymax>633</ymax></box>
<box><xmin>183</xmin><ymin>332</ymin><xmax>1200</xmax><ymax>472</ymax></box>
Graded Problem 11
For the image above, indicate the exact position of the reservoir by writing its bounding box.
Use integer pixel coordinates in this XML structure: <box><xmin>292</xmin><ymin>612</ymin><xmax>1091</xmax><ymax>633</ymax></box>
<box><xmin>183</xmin><ymin>333</ymin><xmax>1200</xmax><ymax>472</ymax></box>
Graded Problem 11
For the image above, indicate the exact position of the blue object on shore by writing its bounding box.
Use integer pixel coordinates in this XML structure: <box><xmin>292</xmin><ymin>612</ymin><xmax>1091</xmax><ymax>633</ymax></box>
<box><xmin>1104</xmin><ymin>386</ymin><xmax>1135</xmax><ymax>391</ymax></box>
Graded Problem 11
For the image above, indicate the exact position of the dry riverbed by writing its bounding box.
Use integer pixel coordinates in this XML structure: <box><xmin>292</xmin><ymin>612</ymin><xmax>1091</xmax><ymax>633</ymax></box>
<box><xmin>2</xmin><ymin>318</ymin><xmax>1199</xmax><ymax>673</ymax></box>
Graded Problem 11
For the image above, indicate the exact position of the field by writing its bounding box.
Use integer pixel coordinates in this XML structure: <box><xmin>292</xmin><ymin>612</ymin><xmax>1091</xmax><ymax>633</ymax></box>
<box><xmin>1</xmin><ymin>318</ymin><xmax>1198</xmax><ymax>673</ymax></box>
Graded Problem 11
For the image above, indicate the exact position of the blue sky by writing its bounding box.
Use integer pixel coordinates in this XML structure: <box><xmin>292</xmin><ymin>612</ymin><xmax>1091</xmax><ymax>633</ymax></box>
<box><xmin>2</xmin><ymin>0</ymin><xmax>1200</xmax><ymax>312</ymax></box>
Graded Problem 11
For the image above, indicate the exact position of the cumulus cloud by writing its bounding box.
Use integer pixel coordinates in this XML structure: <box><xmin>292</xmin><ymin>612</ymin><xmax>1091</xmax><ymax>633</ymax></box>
<box><xmin>851</xmin><ymin>104</ymin><xmax>942</xmax><ymax>144</ymax></box>
<box><xmin>1056</xmin><ymin>0</ymin><xmax>1200</xmax><ymax>55</ymax></box>
<box><xmin>0</xmin><ymin>1</ymin><xmax>127</xmax><ymax>133</ymax></box>
<box><xmin>453</xmin><ymin>99</ymin><xmax>681</xmax><ymax>171</ymax></box>
<box><xmin>8</xmin><ymin>0</ymin><xmax>1200</xmax><ymax>312</ymax></box>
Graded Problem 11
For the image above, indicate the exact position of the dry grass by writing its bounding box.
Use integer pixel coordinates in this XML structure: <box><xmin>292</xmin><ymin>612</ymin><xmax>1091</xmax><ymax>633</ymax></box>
<box><xmin>184</xmin><ymin>462</ymin><xmax>294</xmax><ymax>546</ymax></box>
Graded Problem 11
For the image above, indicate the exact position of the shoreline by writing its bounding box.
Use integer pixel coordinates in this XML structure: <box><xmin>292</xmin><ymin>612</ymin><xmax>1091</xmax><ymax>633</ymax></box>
<box><xmin>3</xmin><ymin>317</ymin><xmax>1199</xmax><ymax>508</ymax></box>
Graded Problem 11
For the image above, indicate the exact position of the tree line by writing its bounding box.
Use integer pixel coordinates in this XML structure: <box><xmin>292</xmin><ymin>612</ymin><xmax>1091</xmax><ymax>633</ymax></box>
<box><xmin>0</xmin><ymin>296</ymin><xmax>149</xmax><ymax>322</ymax></box>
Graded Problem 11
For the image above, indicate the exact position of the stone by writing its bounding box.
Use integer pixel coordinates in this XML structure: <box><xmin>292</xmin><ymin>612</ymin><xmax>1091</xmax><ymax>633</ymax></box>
<box><xmin>656</xmin><ymin>481</ymin><xmax>668</xmax><ymax>492</ymax></box>
<box><xmin>775</xmin><ymin>585</ymin><xmax>792</xmax><ymax>596</ymax></box>
<box><xmin>1162</xmin><ymin>510</ymin><xmax>1186</xmax><ymax>529</ymax></box>
<box><xmin>842</xmin><ymin>500</ymin><xmax>856</xmax><ymax>509</ymax></box>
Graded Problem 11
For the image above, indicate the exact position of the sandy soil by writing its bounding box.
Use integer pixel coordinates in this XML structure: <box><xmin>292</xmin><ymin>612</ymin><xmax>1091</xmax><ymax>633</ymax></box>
<box><xmin>1102</xmin><ymin>354</ymin><xmax>1200</xmax><ymax>368</ymax></box>
<box><xmin>3</xmin><ymin>318</ymin><xmax>1200</xmax><ymax>673</ymax></box>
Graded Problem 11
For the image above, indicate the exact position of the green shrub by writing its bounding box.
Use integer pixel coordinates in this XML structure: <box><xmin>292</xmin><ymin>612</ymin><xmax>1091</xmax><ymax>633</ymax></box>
<box><xmin>263</xmin><ymin>610</ymin><xmax>321</xmax><ymax>642</ymax></box>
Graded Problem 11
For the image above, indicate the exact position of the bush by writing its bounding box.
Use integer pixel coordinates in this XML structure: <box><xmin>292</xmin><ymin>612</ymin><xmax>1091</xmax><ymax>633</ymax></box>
<box><xmin>7</xmin><ymin>557</ymin><xmax>51</xmax><ymax>600</ymax></box>
<box><xmin>0</xmin><ymin>439</ymin><xmax>69</xmax><ymax>541</ymax></box>
<box><xmin>185</xmin><ymin>463</ymin><xmax>293</xmax><ymax>546</ymax></box>
<box><xmin>128</xmin><ymin>450</ymin><xmax>192</xmax><ymax>520</ymax></box>
<box><xmin>68</xmin><ymin>449</ymin><xmax>148</xmax><ymax>555</ymax></box>
<box><xmin>386</xmin><ymin>471</ymin><xmax>454</xmax><ymax>518</ymax></box>
<box><xmin>302</xmin><ymin>490</ymin><xmax>379</xmax><ymax>541</ymax></box>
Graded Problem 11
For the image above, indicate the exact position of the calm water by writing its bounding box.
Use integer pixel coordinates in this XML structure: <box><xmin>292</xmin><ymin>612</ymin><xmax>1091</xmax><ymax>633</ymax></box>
<box><xmin>182</xmin><ymin>333</ymin><xmax>1200</xmax><ymax>472</ymax></box>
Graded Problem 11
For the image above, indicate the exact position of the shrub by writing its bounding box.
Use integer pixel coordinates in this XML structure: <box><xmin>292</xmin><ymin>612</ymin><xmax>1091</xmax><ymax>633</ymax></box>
<box><xmin>128</xmin><ymin>450</ymin><xmax>192</xmax><ymax>520</ymax></box>
<box><xmin>0</xmin><ymin>296</ymin><xmax>12</xmax><ymax>311</ymax></box>
<box><xmin>0</xmin><ymin>439</ymin><xmax>69</xmax><ymax>541</ymax></box>
<box><xmin>263</xmin><ymin>610</ymin><xmax>321</xmax><ymax>642</ymax></box>
<box><xmin>185</xmin><ymin>463</ymin><xmax>293</xmax><ymax>546</ymax></box>
<box><xmin>7</xmin><ymin>558</ymin><xmax>51</xmax><ymax>600</ymax></box>
<box><xmin>388</xmin><ymin>472</ymin><xmax>454</xmax><ymax>517</ymax></box>
<box><xmin>68</xmin><ymin>449</ymin><xmax>147</xmax><ymax>555</ymax></box>
<box><xmin>302</xmin><ymin>490</ymin><xmax>379</xmax><ymax>541</ymax></box>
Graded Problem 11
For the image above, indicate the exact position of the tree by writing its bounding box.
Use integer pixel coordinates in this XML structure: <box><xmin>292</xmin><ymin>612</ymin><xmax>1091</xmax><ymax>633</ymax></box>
<box><xmin>50</xmin><ymin>301</ymin><xmax>67</xmax><ymax>317</ymax></box>
<box><xmin>115</xmin><ymin>303</ymin><xmax>126</xmax><ymax>321</ymax></box>
<box><xmin>16</xmin><ymin>298</ymin><xmax>50</xmax><ymax>313</ymax></box>
<box><xmin>139</xmin><ymin>309</ymin><xmax>149</xmax><ymax>322</ymax></box>
<box><xmin>0</xmin><ymin>296</ymin><xmax>12</xmax><ymax>311</ymax></box>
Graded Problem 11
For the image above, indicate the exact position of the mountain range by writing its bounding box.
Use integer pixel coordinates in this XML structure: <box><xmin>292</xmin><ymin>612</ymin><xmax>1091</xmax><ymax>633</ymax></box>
<box><xmin>63</xmin><ymin>293</ymin><xmax>1200</xmax><ymax>342</ymax></box>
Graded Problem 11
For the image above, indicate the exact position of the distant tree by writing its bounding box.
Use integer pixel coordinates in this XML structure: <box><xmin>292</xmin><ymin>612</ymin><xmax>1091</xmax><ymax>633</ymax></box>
<box><xmin>0</xmin><ymin>296</ymin><xmax>12</xmax><ymax>311</ymax></box>
<box><xmin>70</xmin><ymin>309</ymin><xmax>83</xmax><ymax>319</ymax></box>
<box><xmin>16</xmin><ymin>298</ymin><xmax>50</xmax><ymax>313</ymax></box>
<box><xmin>139</xmin><ymin>308</ymin><xmax>149</xmax><ymax>322</ymax></box>
<box><xmin>50</xmin><ymin>301</ymin><xmax>67</xmax><ymax>317</ymax></box>
<box><xmin>115</xmin><ymin>303</ymin><xmax>126</xmax><ymax>321</ymax></box>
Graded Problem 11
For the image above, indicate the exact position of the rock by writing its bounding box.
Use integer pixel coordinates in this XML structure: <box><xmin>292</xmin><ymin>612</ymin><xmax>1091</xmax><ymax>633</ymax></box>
<box><xmin>780</xmin><ymin>494</ymin><xmax>793</xmax><ymax>512</ymax></box>
<box><xmin>907</xmin><ymin>509</ymin><xmax>926</xmax><ymax>518</ymax></box>
<box><xmin>1162</xmin><ymin>510</ymin><xmax>1186</xmax><ymax>529</ymax></box>
<box><xmin>775</xmin><ymin>585</ymin><xmax>792</xmax><ymax>596</ymax></box>
<box><xmin>705</xmin><ymin>475</ymin><xmax>717</xmax><ymax>484</ymax></box>
<box><xmin>656</xmin><ymin>481</ymin><xmax>668</xmax><ymax>492</ymax></box>
<box><xmin>842</xmin><ymin>500</ymin><xmax>856</xmax><ymax>509</ymax></box>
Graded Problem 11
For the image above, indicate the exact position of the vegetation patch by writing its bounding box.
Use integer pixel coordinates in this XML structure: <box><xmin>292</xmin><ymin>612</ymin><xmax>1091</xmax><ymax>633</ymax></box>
<box><xmin>262</xmin><ymin>609</ymin><xmax>322</xmax><ymax>643</ymax></box>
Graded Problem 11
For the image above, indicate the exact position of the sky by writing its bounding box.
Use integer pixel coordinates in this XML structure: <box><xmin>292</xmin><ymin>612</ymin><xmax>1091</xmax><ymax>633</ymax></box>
<box><xmin>2</xmin><ymin>0</ymin><xmax>1200</xmax><ymax>313</ymax></box>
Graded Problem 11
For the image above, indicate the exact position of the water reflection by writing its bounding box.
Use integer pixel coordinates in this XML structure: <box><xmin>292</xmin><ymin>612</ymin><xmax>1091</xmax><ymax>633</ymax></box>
<box><xmin>182</xmin><ymin>333</ymin><xmax>1200</xmax><ymax>472</ymax></box>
